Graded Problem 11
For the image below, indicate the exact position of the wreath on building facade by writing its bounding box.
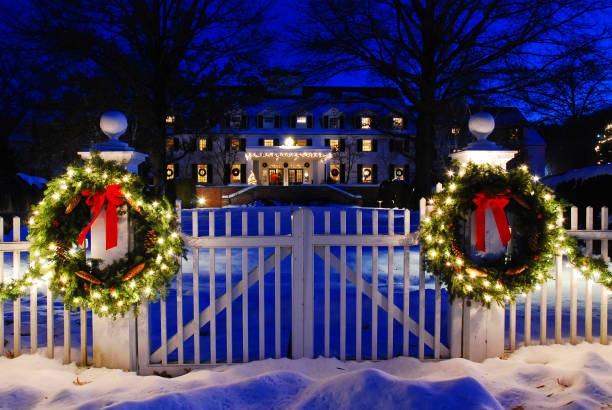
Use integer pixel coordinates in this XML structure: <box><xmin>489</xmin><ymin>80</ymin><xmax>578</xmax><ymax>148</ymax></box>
<box><xmin>0</xmin><ymin>154</ymin><xmax>184</xmax><ymax>317</ymax></box>
<box><xmin>421</xmin><ymin>163</ymin><xmax>611</xmax><ymax>305</ymax></box>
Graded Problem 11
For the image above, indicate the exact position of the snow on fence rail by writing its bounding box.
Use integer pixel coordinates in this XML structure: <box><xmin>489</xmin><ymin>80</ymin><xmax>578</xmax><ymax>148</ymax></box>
<box><xmin>505</xmin><ymin>206</ymin><xmax>610</xmax><ymax>350</ymax></box>
<box><xmin>0</xmin><ymin>216</ymin><xmax>89</xmax><ymax>365</ymax></box>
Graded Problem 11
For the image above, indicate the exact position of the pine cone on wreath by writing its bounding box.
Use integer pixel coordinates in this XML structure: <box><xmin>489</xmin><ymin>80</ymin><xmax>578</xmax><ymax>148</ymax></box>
<box><xmin>451</xmin><ymin>239</ymin><xmax>462</xmax><ymax>258</ymax></box>
<box><xmin>527</xmin><ymin>232</ymin><xmax>540</xmax><ymax>252</ymax></box>
<box><xmin>65</xmin><ymin>196</ymin><xmax>81</xmax><ymax>214</ymax></box>
<box><xmin>55</xmin><ymin>242</ymin><xmax>69</xmax><ymax>263</ymax></box>
<box><xmin>144</xmin><ymin>230</ymin><xmax>157</xmax><ymax>251</ymax></box>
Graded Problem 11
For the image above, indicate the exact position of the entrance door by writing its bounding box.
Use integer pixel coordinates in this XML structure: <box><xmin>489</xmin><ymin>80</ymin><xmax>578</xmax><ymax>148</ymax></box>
<box><xmin>288</xmin><ymin>168</ymin><xmax>303</xmax><ymax>185</ymax></box>
<box><xmin>269</xmin><ymin>169</ymin><xmax>283</xmax><ymax>185</ymax></box>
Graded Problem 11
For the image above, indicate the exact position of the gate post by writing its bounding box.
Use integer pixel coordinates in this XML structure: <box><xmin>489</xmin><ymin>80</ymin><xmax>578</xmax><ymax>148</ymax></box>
<box><xmin>291</xmin><ymin>208</ymin><xmax>304</xmax><ymax>358</ymax></box>
<box><xmin>78</xmin><ymin>112</ymin><xmax>147</xmax><ymax>371</ymax></box>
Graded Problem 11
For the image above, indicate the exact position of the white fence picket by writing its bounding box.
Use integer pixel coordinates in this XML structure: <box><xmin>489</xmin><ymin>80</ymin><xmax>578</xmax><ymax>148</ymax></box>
<box><xmin>585</xmin><ymin>207</ymin><xmax>593</xmax><ymax>343</ymax></box>
<box><xmin>418</xmin><ymin>199</ymin><xmax>426</xmax><ymax>360</ymax></box>
<box><xmin>46</xmin><ymin>287</ymin><xmax>54</xmax><ymax>358</ymax></box>
<box><xmin>63</xmin><ymin>308</ymin><xmax>71</xmax><ymax>364</ymax></box>
<box><xmin>372</xmin><ymin>210</ymin><xmax>378</xmax><ymax>361</ymax></box>
<box><xmin>13</xmin><ymin>216</ymin><xmax>21</xmax><ymax>357</ymax></box>
<box><xmin>80</xmin><ymin>306</ymin><xmax>87</xmax><ymax>365</ymax></box>
<box><xmin>0</xmin><ymin>217</ymin><xmax>3</xmax><ymax>358</ymax></box>
<box><xmin>340</xmin><ymin>211</ymin><xmax>347</xmax><ymax>361</ymax></box>
<box><xmin>241</xmin><ymin>212</ymin><xmax>249</xmax><ymax>362</ymax></box>
<box><xmin>355</xmin><ymin>210</ymin><xmax>363</xmax><ymax>361</ymax></box>
<box><xmin>570</xmin><ymin>207</ymin><xmax>578</xmax><ymax>344</ymax></box>
<box><xmin>524</xmin><ymin>292</ymin><xmax>532</xmax><ymax>346</ymax></box>
<box><xmin>601</xmin><ymin>207</ymin><xmax>609</xmax><ymax>345</ymax></box>
<box><xmin>193</xmin><ymin>210</ymin><xmax>200</xmax><ymax>364</ymax></box>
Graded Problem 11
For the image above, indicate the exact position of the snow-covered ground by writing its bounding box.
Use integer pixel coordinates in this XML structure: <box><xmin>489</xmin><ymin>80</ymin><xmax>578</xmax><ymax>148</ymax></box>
<box><xmin>0</xmin><ymin>343</ymin><xmax>610</xmax><ymax>409</ymax></box>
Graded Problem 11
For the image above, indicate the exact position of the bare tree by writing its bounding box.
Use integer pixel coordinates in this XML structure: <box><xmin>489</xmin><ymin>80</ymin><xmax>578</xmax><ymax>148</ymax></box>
<box><xmin>208</xmin><ymin>135</ymin><xmax>240</xmax><ymax>184</ymax></box>
<box><xmin>332</xmin><ymin>138</ymin><xmax>360</xmax><ymax>183</ymax></box>
<box><xmin>293</xmin><ymin>0</ymin><xmax>612</xmax><ymax>195</ymax></box>
<box><xmin>5</xmin><ymin>0</ymin><xmax>271</xmax><ymax>188</ymax></box>
<box><xmin>518</xmin><ymin>45</ymin><xmax>612</xmax><ymax>123</ymax></box>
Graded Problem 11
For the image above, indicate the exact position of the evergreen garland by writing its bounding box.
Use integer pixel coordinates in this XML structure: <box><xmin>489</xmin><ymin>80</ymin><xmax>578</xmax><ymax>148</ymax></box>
<box><xmin>0</xmin><ymin>153</ymin><xmax>184</xmax><ymax>318</ymax></box>
<box><xmin>421</xmin><ymin>163</ymin><xmax>611</xmax><ymax>305</ymax></box>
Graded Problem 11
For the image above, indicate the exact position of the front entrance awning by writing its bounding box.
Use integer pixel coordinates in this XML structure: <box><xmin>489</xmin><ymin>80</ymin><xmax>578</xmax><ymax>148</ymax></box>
<box><xmin>245</xmin><ymin>147</ymin><xmax>332</xmax><ymax>162</ymax></box>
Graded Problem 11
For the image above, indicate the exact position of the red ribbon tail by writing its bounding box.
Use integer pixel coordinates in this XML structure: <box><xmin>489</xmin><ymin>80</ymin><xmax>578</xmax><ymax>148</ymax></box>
<box><xmin>77</xmin><ymin>193</ymin><xmax>104</xmax><ymax>246</ymax></box>
<box><xmin>491</xmin><ymin>198</ymin><xmax>511</xmax><ymax>247</ymax></box>
<box><xmin>104</xmin><ymin>184</ymin><xmax>124</xmax><ymax>250</ymax></box>
<box><xmin>473</xmin><ymin>193</ymin><xmax>491</xmax><ymax>253</ymax></box>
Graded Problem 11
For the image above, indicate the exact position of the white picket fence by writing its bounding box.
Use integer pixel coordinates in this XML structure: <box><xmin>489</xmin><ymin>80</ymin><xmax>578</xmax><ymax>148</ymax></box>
<box><xmin>506</xmin><ymin>206</ymin><xmax>611</xmax><ymax>350</ymax></box>
<box><xmin>0</xmin><ymin>216</ymin><xmax>89</xmax><ymax>365</ymax></box>
<box><xmin>1</xmin><ymin>204</ymin><xmax>610</xmax><ymax>375</ymax></box>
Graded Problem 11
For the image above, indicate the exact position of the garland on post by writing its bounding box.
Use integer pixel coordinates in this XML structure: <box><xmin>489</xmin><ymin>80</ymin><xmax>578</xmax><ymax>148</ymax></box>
<box><xmin>421</xmin><ymin>163</ymin><xmax>611</xmax><ymax>305</ymax></box>
<box><xmin>0</xmin><ymin>154</ymin><xmax>184</xmax><ymax>317</ymax></box>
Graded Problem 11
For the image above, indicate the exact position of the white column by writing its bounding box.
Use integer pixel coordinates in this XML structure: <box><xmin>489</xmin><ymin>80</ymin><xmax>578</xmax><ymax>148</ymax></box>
<box><xmin>78</xmin><ymin>150</ymin><xmax>146</xmax><ymax>370</ymax></box>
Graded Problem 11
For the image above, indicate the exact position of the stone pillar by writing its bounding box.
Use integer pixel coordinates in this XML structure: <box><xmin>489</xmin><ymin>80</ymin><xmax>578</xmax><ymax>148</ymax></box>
<box><xmin>78</xmin><ymin>112</ymin><xmax>147</xmax><ymax>370</ymax></box>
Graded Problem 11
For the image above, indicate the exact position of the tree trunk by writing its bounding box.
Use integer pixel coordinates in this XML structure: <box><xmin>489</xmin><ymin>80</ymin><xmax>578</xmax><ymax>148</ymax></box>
<box><xmin>414</xmin><ymin>110</ymin><xmax>435</xmax><ymax>198</ymax></box>
<box><xmin>151</xmin><ymin>94</ymin><xmax>167</xmax><ymax>193</ymax></box>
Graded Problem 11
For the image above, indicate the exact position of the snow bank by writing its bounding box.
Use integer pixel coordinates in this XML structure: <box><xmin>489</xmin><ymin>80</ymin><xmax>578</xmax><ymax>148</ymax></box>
<box><xmin>541</xmin><ymin>164</ymin><xmax>612</xmax><ymax>188</ymax></box>
<box><xmin>0</xmin><ymin>343</ymin><xmax>610</xmax><ymax>409</ymax></box>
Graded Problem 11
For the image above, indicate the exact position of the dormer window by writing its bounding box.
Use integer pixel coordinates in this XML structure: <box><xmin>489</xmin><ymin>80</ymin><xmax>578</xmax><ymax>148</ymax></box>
<box><xmin>257</xmin><ymin>108</ymin><xmax>280</xmax><ymax>128</ymax></box>
<box><xmin>230</xmin><ymin>114</ymin><xmax>242</xmax><ymax>128</ymax></box>
<box><xmin>296</xmin><ymin>116</ymin><xmax>307</xmax><ymax>127</ymax></box>
<box><xmin>392</xmin><ymin>117</ymin><xmax>403</xmax><ymax>129</ymax></box>
<box><xmin>292</xmin><ymin>112</ymin><xmax>313</xmax><ymax>129</ymax></box>
<box><xmin>263</xmin><ymin>116</ymin><xmax>274</xmax><ymax>128</ymax></box>
<box><xmin>361</xmin><ymin>117</ymin><xmax>371</xmax><ymax>129</ymax></box>
<box><xmin>323</xmin><ymin>107</ymin><xmax>345</xmax><ymax>129</ymax></box>
<box><xmin>451</xmin><ymin>127</ymin><xmax>461</xmax><ymax>134</ymax></box>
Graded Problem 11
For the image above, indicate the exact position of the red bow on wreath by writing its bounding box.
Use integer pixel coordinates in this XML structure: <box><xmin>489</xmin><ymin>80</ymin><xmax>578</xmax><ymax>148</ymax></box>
<box><xmin>472</xmin><ymin>193</ymin><xmax>511</xmax><ymax>253</ymax></box>
<box><xmin>77</xmin><ymin>184</ymin><xmax>124</xmax><ymax>250</ymax></box>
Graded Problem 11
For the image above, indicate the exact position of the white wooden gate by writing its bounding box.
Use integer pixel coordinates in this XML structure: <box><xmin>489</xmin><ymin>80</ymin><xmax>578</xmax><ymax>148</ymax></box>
<box><xmin>136</xmin><ymin>205</ymin><xmax>450</xmax><ymax>375</ymax></box>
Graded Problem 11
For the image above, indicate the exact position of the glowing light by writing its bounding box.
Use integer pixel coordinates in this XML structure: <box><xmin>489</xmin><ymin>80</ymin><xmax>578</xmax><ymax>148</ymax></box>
<box><xmin>157</xmin><ymin>237</ymin><xmax>164</xmax><ymax>244</ymax></box>
<box><xmin>93</xmin><ymin>292</ymin><xmax>101</xmax><ymax>299</ymax></box>
<box><xmin>429</xmin><ymin>250</ymin><xmax>437</xmax><ymax>258</ymax></box>
<box><xmin>167</xmin><ymin>249</ymin><xmax>174</xmax><ymax>256</ymax></box>
<box><xmin>124</xmin><ymin>192</ymin><xmax>131</xmax><ymax>198</ymax></box>
<box><xmin>456</xmin><ymin>259</ymin><xmax>463</xmax><ymax>266</ymax></box>
<box><xmin>520</xmin><ymin>164</ymin><xmax>528</xmax><ymax>171</ymax></box>
<box><xmin>436</xmin><ymin>209</ymin><xmax>443</xmax><ymax>215</ymax></box>
<box><xmin>504</xmin><ymin>295</ymin><xmax>511</xmax><ymax>301</ymax></box>
<box><xmin>49</xmin><ymin>243</ymin><xmax>57</xmax><ymax>251</ymax></box>
<box><xmin>457</xmin><ymin>274</ymin><xmax>464</xmax><ymax>280</ymax></box>
<box><xmin>447</xmin><ymin>170</ymin><xmax>454</xmax><ymax>177</ymax></box>
<box><xmin>129</xmin><ymin>281</ymin><xmax>136</xmax><ymax>289</ymax></box>
<box><xmin>449</xmin><ymin>183</ymin><xmax>456</xmax><ymax>191</ymax></box>
<box><xmin>147</xmin><ymin>270</ymin><xmax>154</xmax><ymax>276</ymax></box>
<box><xmin>458</xmin><ymin>168</ymin><xmax>465</xmax><ymax>177</ymax></box>
<box><xmin>469</xmin><ymin>271</ymin><xmax>476</xmax><ymax>279</ymax></box>
<box><xmin>166</xmin><ymin>213</ymin><xmax>172</xmax><ymax>219</ymax></box>
<box><xmin>145</xmin><ymin>287</ymin><xmax>151</xmax><ymax>295</ymax></box>
<box><xmin>101</xmin><ymin>305</ymin><xmax>108</xmax><ymax>312</ymax></box>
<box><xmin>535</xmin><ymin>285</ymin><xmax>541</xmax><ymax>290</ymax></box>
<box><xmin>548</xmin><ymin>224</ymin><xmax>555</xmax><ymax>230</ymax></box>
<box><xmin>466</xmin><ymin>285</ymin><xmax>473</xmax><ymax>292</ymax></box>
<box><xmin>437</xmin><ymin>239</ymin><xmax>444</xmax><ymax>244</ymax></box>
<box><xmin>483</xmin><ymin>280</ymin><xmax>490</xmax><ymax>288</ymax></box>
<box><xmin>117</xmin><ymin>300</ymin><xmax>124</xmax><ymax>307</ymax></box>
<box><xmin>122</xmin><ymin>175</ymin><xmax>129</xmax><ymax>182</ymax></box>
<box><xmin>19</xmin><ymin>286</ymin><xmax>26</xmax><ymax>292</ymax></box>
<box><xmin>533</xmin><ymin>175</ymin><xmax>539</xmax><ymax>182</ymax></box>
<box><xmin>73</xmin><ymin>297</ymin><xmax>79</xmax><ymax>304</ymax></box>
<box><xmin>34</xmin><ymin>210</ymin><xmax>39</xmax><ymax>215</ymax></box>
<box><xmin>161</xmin><ymin>264</ymin><xmax>168</xmax><ymax>271</ymax></box>
<box><xmin>495</xmin><ymin>282</ymin><xmax>502</xmax><ymax>290</ymax></box>
<box><xmin>156</xmin><ymin>255</ymin><xmax>162</xmax><ymax>263</ymax></box>
<box><xmin>445</xmin><ymin>197</ymin><xmax>452</xmax><ymax>205</ymax></box>
<box><xmin>60</xmin><ymin>184</ymin><xmax>67</xmax><ymax>191</ymax></box>
<box><xmin>52</xmin><ymin>193</ymin><xmax>60</xmax><ymax>200</ymax></box>
<box><xmin>283</xmin><ymin>137</ymin><xmax>295</xmax><ymax>147</ymax></box>
<box><xmin>484</xmin><ymin>294</ymin><xmax>492</xmax><ymax>302</ymax></box>
<box><xmin>29</xmin><ymin>217</ymin><xmax>35</xmax><ymax>225</ymax></box>
<box><xmin>171</xmin><ymin>232</ymin><xmax>178</xmax><ymax>238</ymax></box>
<box><xmin>446</xmin><ymin>262</ymin><xmax>451</xmax><ymax>266</ymax></box>
<box><xmin>137</xmin><ymin>200</ymin><xmax>143</xmax><ymax>207</ymax></box>
<box><xmin>67</xmin><ymin>169</ymin><xmax>75</xmax><ymax>177</ymax></box>
<box><xmin>198</xmin><ymin>197</ymin><xmax>206</xmax><ymax>206</ymax></box>
<box><xmin>85</xmin><ymin>167</ymin><xmax>92</xmax><ymax>174</ymax></box>
<box><xmin>102</xmin><ymin>173</ymin><xmax>108</xmax><ymax>179</ymax></box>
<box><xmin>544</xmin><ymin>193</ymin><xmax>552</xmax><ymax>201</ymax></box>
<box><xmin>152</xmin><ymin>201</ymin><xmax>159</xmax><ymax>207</ymax></box>
<box><xmin>69</xmin><ymin>248</ymin><xmax>77</xmax><ymax>256</ymax></box>
<box><xmin>60</xmin><ymin>275</ymin><xmax>68</xmax><ymax>284</ymax></box>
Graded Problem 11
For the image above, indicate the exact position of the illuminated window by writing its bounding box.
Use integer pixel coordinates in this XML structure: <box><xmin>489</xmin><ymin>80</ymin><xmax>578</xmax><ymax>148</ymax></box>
<box><xmin>166</xmin><ymin>139</ymin><xmax>174</xmax><ymax>151</ymax></box>
<box><xmin>231</xmin><ymin>138</ymin><xmax>240</xmax><ymax>150</ymax></box>
<box><xmin>393</xmin><ymin>166</ymin><xmax>405</xmax><ymax>180</ymax></box>
<box><xmin>451</xmin><ymin>127</ymin><xmax>461</xmax><ymax>134</ymax></box>
<box><xmin>166</xmin><ymin>115</ymin><xmax>175</xmax><ymax>124</ymax></box>
<box><xmin>296</xmin><ymin>139</ymin><xmax>308</xmax><ymax>147</ymax></box>
<box><xmin>361</xmin><ymin>117</ymin><xmax>371</xmax><ymax>129</ymax></box>
<box><xmin>230</xmin><ymin>164</ymin><xmax>242</xmax><ymax>184</ymax></box>
<box><xmin>296</xmin><ymin>116</ymin><xmax>307</xmax><ymax>124</ymax></box>
<box><xmin>166</xmin><ymin>164</ymin><xmax>175</xmax><ymax>180</ymax></box>
<box><xmin>362</xmin><ymin>165</ymin><xmax>373</xmax><ymax>183</ymax></box>
<box><xmin>196</xmin><ymin>165</ymin><xmax>208</xmax><ymax>183</ymax></box>
<box><xmin>330</xmin><ymin>139</ymin><xmax>339</xmax><ymax>152</ymax></box>
<box><xmin>198</xmin><ymin>138</ymin><xmax>207</xmax><ymax>151</ymax></box>
<box><xmin>264</xmin><ymin>139</ymin><xmax>274</xmax><ymax>147</ymax></box>
<box><xmin>329</xmin><ymin>164</ymin><xmax>341</xmax><ymax>182</ymax></box>
<box><xmin>362</xmin><ymin>139</ymin><xmax>373</xmax><ymax>152</ymax></box>
<box><xmin>392</xmin><ymin>117</ymin><xmax>403</xmax><ymax>129</ymax></box>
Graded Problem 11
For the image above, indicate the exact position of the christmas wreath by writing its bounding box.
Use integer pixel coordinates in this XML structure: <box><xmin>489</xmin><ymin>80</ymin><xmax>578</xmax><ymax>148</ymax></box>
<box><xmin>0</xmin><ymin>154</ymin><xmax>184</xmax><ymax>317</ymax></box>
<box><xmin>421</xmin><ymin>163</ymin><xmax>611</xmax><ymax>305</ymax></box>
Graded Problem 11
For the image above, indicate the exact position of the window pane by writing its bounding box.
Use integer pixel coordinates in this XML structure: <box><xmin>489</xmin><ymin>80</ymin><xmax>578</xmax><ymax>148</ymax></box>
<box><xmin>231</xmin><ymin>138</ymin><xmax>240</xmax><ymax>150</ymax></box>
<box><xmin>199</xmin><ymin>138</ymin><xmax>207</xmax><ymax>151</ymax></box>
<box><xmin>264</xmin><ymin>139</ymin><xmax>274</xmax><ymax>147</ymax></box>
<box><xmin>166</xmin><ymin>164</ymin><xmax>175</xmax><ymax>180</ymax></box>
<box><xmin>230</xmin><ymin>164</ymin><xmax>242</xmax><ymax>183</ymax></box>
<box><xmin>362</xmin><ymin>165</ymin><xmax>373</xmax><ymax>183</ymax></box>
<box><xmin>330</xmin><ymin>164</ymin><xmax>341</xmax><ymax>182</ymax></box>
<box><xmin>362</xmin><ymin>139</ymin><xmax>372</xmax><ymax>151</ymax></box>
<box><xmin>166</xmin><ymin>139</ymin><xmax>174</xmax><ymax>151</ymax></box>
<box><xmin>393</xmin><ymin>117</ymin><xmax>403</xmax><ymax>128</ymax></box>
<box><xmin>361</xmin><ymin>117</ymin><xmax>371</xmax><ymax>129</ymax></box>
<box><xmin>296</xmin><ymin>116</ymin><xmax>307</xmax><ymax>124</ymax></box>
<box><xmin>329</xmin><ymin>117</ymin><xmax>338</xmax><ymax>128</ymax></box>
<box><xmin>296</xmin><ymin>139</ymin><xmax>308</xmax><ymax>146</ymax></box>
<box><xmin>330</xmin><ymin>139</ymin><xmax>339</xmax><ymax>151</ymax></box>
<box><xmin>197</xmin><ymin>164</ymin><xmax>208</xmax><ymax>183</ymax></box>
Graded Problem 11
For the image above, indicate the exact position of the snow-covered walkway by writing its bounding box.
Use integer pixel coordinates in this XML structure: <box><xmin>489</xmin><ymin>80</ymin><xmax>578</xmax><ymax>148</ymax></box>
<box><xmin>0</xmin><ymin>343</ymin><xmax>610</xmax><ymax>409</ymax></box>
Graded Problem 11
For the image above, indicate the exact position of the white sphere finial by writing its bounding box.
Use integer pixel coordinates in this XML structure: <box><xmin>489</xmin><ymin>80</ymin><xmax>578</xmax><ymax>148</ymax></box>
<box><xmin>100</xmin><ymin>111</ymin><xmax>128</xmax><ymax>140</ymax></box>
<box><xmin>468</xmin><ymin>112</ymin><xmax>495</xmax><ymax>140</ymax></box>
